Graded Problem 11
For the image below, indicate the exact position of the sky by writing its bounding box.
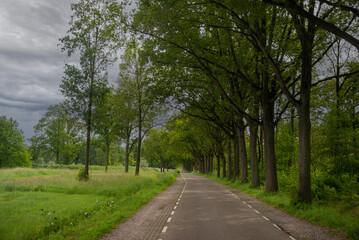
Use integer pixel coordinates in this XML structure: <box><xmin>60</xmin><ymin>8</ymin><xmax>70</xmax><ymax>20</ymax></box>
<box><xmin>0</xmin><ymin>0</ymin><xmax>119</xmax><ymax>140</ymax></box>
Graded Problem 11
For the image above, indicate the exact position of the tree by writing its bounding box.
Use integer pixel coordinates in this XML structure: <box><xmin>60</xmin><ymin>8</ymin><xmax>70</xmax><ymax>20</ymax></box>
<box><xmin>60</xmin><ymin>0</ymin><xmax>123</xmax><ymax>179</ymax></box>
<box><xmin>118</xmin><ymin>39</ymin><xmax>167</xmax><ymax>175</ymax></box>
<box><xmin>262</xmin><ymin>0</ymin><xmax>359</xmax><ymax>51</ymax></box>
<box><xmin>93</xmin><ymin>91</ymin><xmax>117</xmax><ymax>172</ymax></box>
<box><xmin>31</xmin><ymin>104</ymin><xmax>83</xmax><ymax>164</ymax></box>
<box><xmin>33</xmin><ymin>105</ymin><xmax>68</xmax><ymax>164</ymax></box>
<box><xmin>0</xmin><ymin>116</ymin><xmax>31</xmax><ymax>168</ymax></box>
<box><xmin>118</xmin><ymin>56</ymin><xmax>141</xmax><ymax>172</ymax></box>
<box><xmin>143</xmin><ymin>129</ymin><xmax>168</xmax><ymax>171</ymax></box>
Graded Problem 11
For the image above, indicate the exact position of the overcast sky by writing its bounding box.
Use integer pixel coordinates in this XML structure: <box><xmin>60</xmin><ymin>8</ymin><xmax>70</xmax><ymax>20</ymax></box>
<box><xmin>0</xmin><ymin>0</ymin><xmax>121</xmax><ymax>139</ymax></box>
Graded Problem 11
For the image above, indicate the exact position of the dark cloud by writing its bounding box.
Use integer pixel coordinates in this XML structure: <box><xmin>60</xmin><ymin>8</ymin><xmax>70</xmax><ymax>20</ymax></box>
<box><xmin>0</xmin><ymin>0</ymin><xmax>75</xmax><ymax>138</ymax></box>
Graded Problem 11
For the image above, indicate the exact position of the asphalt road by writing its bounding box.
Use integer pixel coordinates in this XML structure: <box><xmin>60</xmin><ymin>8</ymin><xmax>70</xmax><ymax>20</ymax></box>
<box><xmin>158</xmin><ymin>173</ymin><xmax>296</xmax><ymax>240</ymax></box>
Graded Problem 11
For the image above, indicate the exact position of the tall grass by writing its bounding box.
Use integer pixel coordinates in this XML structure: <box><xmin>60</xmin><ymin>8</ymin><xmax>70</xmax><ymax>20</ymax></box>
<box><xmin>0</xmin><ymin>167</ymin><xmax>177</xmax><ymax>240</ymax></box>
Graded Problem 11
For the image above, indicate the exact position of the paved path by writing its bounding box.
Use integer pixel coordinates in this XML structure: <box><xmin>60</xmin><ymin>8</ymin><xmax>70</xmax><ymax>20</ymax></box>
<box><xmin>158</xmin><ymin>173</ymin><xmax>295</xmax><ymax>240</ymax></box>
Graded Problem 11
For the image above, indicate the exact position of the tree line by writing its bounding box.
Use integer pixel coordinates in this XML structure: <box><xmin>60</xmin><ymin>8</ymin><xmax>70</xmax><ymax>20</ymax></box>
<box><xmin>132</xmin><ymin>0</ymin><xmax>359</xmax><ymax>204</ymax></box>
<box><xmin>1</xmin><ymin>0</ymin><xmax>358</xmax><ymax>205</ymax></box>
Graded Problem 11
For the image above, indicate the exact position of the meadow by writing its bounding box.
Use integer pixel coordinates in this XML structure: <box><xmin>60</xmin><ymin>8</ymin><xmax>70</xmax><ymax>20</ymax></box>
<box><xmin>0</xmin><ymin>166</ymin><xmax>177</xmax><ymax>240</ymax></box>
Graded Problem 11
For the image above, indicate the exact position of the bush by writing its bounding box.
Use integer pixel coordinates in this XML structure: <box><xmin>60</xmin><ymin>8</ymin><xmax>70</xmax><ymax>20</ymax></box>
<box><xmin>312</xmin><ymin>172</ymin><xmax>340</xmax><ymax>202</ymax></box>
<box><xmin>76</xmin><ymin>168</ymin><xmax>89</xmax><ymax>181</ymax></box>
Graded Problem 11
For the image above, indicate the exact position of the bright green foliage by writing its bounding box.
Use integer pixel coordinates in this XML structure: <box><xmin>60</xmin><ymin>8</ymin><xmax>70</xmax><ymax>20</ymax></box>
<box><xmin>114</xmin><ymin>60</ymin><xmax>138</xmax><ymax>172</ymax></box>
<box><xmin>117</xmin><ymin>38</ymin><xmax>169</xmax><ymax>175</ymax></box>
<box><xmin>30</xmin><ymin>104</ymin><xmax>82</xmax><ymax>165</ymax></box>
<box><xmin>0</xmin><ymin>116</ymin><xmax>31</xmax><ymax>168</ymax></box>
<box><xmin>93</xmin><ymin>91</ymin><xmax>118</xmax><ymax>171</ymax></box>
<box><xmin>143</xmin><ymin>128</ymin><xmax>177</xmax><ymax>170</ymax></box>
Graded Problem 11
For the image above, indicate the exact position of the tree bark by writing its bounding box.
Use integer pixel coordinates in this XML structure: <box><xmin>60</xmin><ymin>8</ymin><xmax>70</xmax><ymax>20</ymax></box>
<box><xmin>125</xmin><ymin>133</ymin><xmax>130</xmax><ymax>173</ymax></box>
<box><xmin>135</xmin><ymin>66</ymin><xmax>142</xmax><ymax>176</ymax></box>
<box><xmin>297</xmin><ymin>31</ymin><xmax>313</xmax><ymax>204</ymax></box>
<box><xmin>239</xmin><ymin>117</ymin><xmax>248</xmax><ymax>183</ymax></box>
<box><xmin>85</xmin><ymin>94</ymin><xmax>92</xmax><ymax>179</ymax></box>
<box><xmin>227</xmin><ymin>138</ymin><xmax>232</xmax><ymax>181</ymax></box>
<box><xmin>261</xmin><ymin>72</ymin><xmax>278</xmax><ymax>192</ymax></box>
<box><xmin>216</xmin><ymin>152</ymin><xmax>221</xmax><ymax>177</ymax></box>
<box><xmin>289</xmin><ymin>2</ymin><xmax>315</xmax><ymax>203</ymax></box>
<box><xmin>233</xmin><ymin>127</ymin><xmax>240</xmax><ymax>181</ymax></box>
<box><xmin>249</xmin><ymin>120</ymin><xmax>260</xmax><ymax>187</ymax></box>
<box><xmin>105</xmin><ymin>137</ymin><xmax>109</xmax><ymax>172</ymax></box>
<box><xmin>221</xmin><ymin>150</ymin><xmax>226</xmax><ymax>178</ymax></box>
<box><xmin>135</xmin><ymin>105</ymin><xmax>142</xmax><ymax>176</ymax></box>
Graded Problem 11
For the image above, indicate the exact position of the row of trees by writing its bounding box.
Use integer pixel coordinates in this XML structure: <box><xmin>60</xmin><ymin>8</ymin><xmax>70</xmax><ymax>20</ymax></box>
<box><xmin>30</xmin><ymin>0</ymin><xmax>167</xmax><ymax>178</ymax></box>
<box><xmin>131</xmin><ymin>0</ymin><xmax>359</xmax><ymax>204</ymax></box>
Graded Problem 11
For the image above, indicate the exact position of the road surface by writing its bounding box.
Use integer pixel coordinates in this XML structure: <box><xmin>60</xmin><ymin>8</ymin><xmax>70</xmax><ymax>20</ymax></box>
<box><xmin>158</xmin><ymin>173</ymin><xmax>295</xmax><ymax>240</ymax></box>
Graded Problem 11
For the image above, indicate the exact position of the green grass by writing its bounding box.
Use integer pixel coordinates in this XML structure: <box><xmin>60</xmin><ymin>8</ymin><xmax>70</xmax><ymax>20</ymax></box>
<box><xmin>0</xmin><ymin>166</ymin><xmax>178</xmax><ymax>240</ymax></box>
<box><xmin>198</xmin><ymin>173</ymin><xmax>359</xmax><ymax>240</ymax></box>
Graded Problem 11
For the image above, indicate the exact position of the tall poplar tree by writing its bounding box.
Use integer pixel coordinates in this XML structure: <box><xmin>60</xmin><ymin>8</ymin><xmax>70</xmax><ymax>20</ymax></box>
<box><xmin>60</xmin><ymin>0</ymin><xmax>123</xmax><ymax>179</ymax></box>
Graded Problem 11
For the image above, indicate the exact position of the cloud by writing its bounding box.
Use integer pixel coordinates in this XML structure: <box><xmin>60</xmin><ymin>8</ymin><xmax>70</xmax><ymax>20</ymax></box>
<box><xmin>0</xmin><ymin>0</ymin><xmax>75</xmax><ymax>138</ymax></box>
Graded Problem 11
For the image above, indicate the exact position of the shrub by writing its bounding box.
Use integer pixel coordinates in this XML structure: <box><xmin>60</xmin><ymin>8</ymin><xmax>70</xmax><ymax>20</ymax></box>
<box><xmin>76</xmin><ymin>168</ymin><xmax>89</xmax><ymax>181</ymax></box>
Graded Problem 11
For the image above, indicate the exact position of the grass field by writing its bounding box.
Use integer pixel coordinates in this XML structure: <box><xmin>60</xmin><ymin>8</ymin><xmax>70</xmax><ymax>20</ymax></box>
<box><xmin>199</xmin><ymin>173</ymin><xmax>359</xmax><ymax>240</ymax></box>
<box><xmin>0</xmin><ymin>166</ymin><xmax>178</xmax><ymax>240</ymax></box>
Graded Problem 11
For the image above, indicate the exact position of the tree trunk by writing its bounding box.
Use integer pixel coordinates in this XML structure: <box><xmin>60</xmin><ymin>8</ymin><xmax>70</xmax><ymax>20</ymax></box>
<box><xmin>216</xmin><ymin>152</ymin><xmax>221</xmax><ymax>177</ymax></box>
<box><xmin>221</xmin><ymin>150</ymin><xmax>226</xmax><ymax>178</ymax></box>
<box><xmin>261</xmin><ymin>73</ymin><xmax>278</xmax><ymax>192</ymax></box>
<box><xmin>210</xmin><ymin>154</ymin><xmax>214</xmax><ymax>173</ymax></box>
<box><xmin>291</xmin><ymin>4</ymin><xmax>315</xmax><ymax>203</ymax></box>
<box><xmin>105</xmin><ymin>137</ymin><xmax>109</xmax><ymax>172</ymax></box>
<box><xmin>135</xmin><ymin>108</ymin><xmax>142</xmax><ymax>176</ymax></box>
<box><xmin>239</xmin><ymin>117</ymin><xmax>248</xmax><ymax>183</ymax></box>
<box><xmin>297</xmin><ymin>33</ymin><xmax>313</xmax><ymax>204</ymax></box>
<box><xmin>227</xmin><ymin>138</ymin><xmax>232</xmax><ymax>181</ymax></box>
<box><xmin>125</xmin><ymin>133</ymin><xmax>130</xmax><ymax>173</ymax></box>
<box><xmin>85</xmin><ymin>96</ymin><xmax>92</xmax><ymax>179</ymax></box>
<box><xmin>249</xmin><ymin>120</ymin><xmax>260</xmax><ymax>187</ymax></box>
<box><xmin>233</xmin><ymin>126</ymin><xmax>240</xmax><ymax>181</ymax></box>
<box><xmin>259</xmin><ymin>126</ymin><xmax>264</xmax><ymax>169</ymax></box>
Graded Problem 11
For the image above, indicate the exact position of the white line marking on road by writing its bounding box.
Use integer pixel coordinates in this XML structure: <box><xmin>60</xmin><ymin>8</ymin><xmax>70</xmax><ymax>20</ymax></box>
<box><xmin>174</xmin><ymin>206</ymin><xmax>177</xmax><ymax>209</ymax></box>
<box><xmin>289</xmin><ymin>236</ymin><xmax>296</xmax><ymax>240</ymax></box>
<box><xmin>254</xmin><ymin>210</ymin><xmax>260</xmax><ymax>214</ymax></box>
<box><xmin>273</xmin><ymin>224</ymin><xmax>281</xmax><ymax>230</ymax></box>
<box><xmin>171</xmin><ymin>211</ymin><xmax>175</xmax><ymax>215</ymax></box>
<box><xmin>242</xmin><ymin>201</ymin><xmax>246</xmax><ymax>204</ymax></box>
<box><xmin>263</xmin><ymin>216</ymin><xmax>269</xmax><ymax>221</ymax></box>
<box><xmin>162</xmin><ymin>226</ymin><xmax>168</xmax><ymax>233</ymax></box>
<box><xmin>248</xmin><ymin>205</ymin><xmax>252</xmax><ymax>208</ymax></box>
<box><xmin>176</xmin><ymin>202</ymin><xmax>179</xmax><ymax>205</ymax></box>
<box><xmin>167</xmin><ymin>217</ymin><xmax>172</xmax><ymax>222</ymax></box>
